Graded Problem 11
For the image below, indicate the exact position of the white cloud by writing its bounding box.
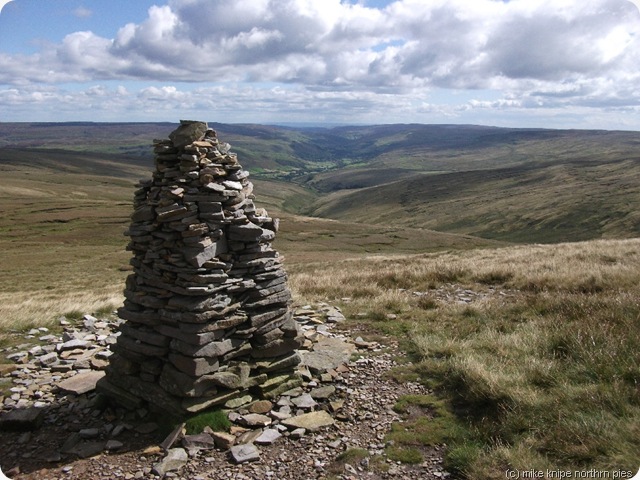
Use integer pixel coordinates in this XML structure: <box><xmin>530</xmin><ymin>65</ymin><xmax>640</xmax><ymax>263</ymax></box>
<box><xmin>0</xmin><ymin>0</ymin><xmax>13</xmax><ymax>14</ymax></box>
<box><xmin>1</xmin><ymin>0</ymin><xmax>640</xmax><ymax>126</ymax></box>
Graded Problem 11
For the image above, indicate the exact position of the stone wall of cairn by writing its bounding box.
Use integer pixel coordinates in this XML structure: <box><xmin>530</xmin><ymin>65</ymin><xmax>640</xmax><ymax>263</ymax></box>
<box><xmin>97</xmin><ymin>121</ymin><xmax>304</xmax><ymax>416</ymax></box>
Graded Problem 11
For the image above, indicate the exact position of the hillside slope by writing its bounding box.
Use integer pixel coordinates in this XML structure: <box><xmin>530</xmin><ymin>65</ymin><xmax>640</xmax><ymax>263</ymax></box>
<box><xmin>309</xmin><ymin>157</ymin><xmax>640</xmax><ymax>243</ymax></box>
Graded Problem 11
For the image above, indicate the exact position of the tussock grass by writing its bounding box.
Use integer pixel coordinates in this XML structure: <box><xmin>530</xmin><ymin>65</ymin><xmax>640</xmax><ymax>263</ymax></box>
<box><xmin>288</xmin><ymin>238</ymin><xmax>640</xmax><ymax>477</ymax></box>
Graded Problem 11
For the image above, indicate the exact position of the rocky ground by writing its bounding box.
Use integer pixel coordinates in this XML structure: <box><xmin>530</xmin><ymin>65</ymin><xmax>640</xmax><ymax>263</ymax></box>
<box><xmin>0</xmin><ymin>299</ymin><xmax>461</xmax><ymax>480</ymax></box>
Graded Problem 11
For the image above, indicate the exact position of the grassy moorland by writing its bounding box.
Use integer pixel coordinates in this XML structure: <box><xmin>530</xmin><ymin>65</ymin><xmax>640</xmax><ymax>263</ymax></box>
<box><xmin>0</xmin><ymin>149</ymin><xmax>144</xmax><ymax>335</ymax></box>
<box><xmin>0</xmin><ymin>145</ymin><xmax>497</xmax><ymax>335</ymax></box>
<box><xmin>1</xmin><ymin>122</ymin><xmax>639</xmax><ymax>478</ymax></box>
<box><xmin>290</xmin><ymin>239</ymin><xmax>640</xmax><ymax>477</ymax></box>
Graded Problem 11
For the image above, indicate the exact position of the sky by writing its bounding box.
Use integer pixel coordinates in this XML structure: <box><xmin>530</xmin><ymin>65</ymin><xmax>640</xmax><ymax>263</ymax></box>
<box><xmin>0</xmin><ymin>0</ymin><xmax>640</xmax><ymax>129</ymax></box>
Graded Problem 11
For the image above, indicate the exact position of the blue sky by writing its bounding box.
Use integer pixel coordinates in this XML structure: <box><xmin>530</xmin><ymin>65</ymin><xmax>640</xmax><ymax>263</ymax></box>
<box><xmin>1</xmin><ymin>0</ymin><xmax>640</xmax><ymax>129</ymax></box>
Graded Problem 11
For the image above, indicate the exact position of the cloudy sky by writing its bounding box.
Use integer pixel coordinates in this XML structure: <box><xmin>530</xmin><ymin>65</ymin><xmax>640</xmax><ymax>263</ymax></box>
<box><xmin>1</xmin><ymin>0</ymin><xmax>639</xmax><ymax>129</ymax></box>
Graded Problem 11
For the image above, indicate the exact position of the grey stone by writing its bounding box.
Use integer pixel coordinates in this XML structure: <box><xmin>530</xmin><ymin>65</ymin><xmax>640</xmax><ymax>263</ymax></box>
<box><xmin>117</xmin><ymin>335</ymin><xmax>169</xmax><ymax>357</ymax></box>
<box><xmin>184</xmin><ymin>238</ymin><xmax>228</xmax><ymax>268</ymax></box>
<box><xmin>57</xmin><ymin>371</ymin><xmax>105</xmax><ymax>395</ymax></box>
<box><xmin>255</xmin><ymin>428</ymin><xmax>282</xmax><ymax>445</ymax></box>
<box><xmin>152</xmin><ymin>448</ymin><xmax>188</xmax><ymax>476</ymax></box>
<box><xmin>324</xmin><ymin>307</ymin><xmax>346</xmax><ymax>323</ymax></box>
<box><xmin>211</xmin><ymin>431</ymin><xmax>235</xmax><ymax>450</ymax></box>
<box><xmin>269</xmin><ymin>409</ymin><xmax>292</xmax><ymax>421</ymax></box>
<box><xmin>67</xmin><ymin>441</ymin><xmax>106</xmax><ymax>459</ymax></box>
<box><xmin>60</xmin><ymin>433</ymin><xmax>81</xmax><ymax>453</ymax></box>
<box><xmin>227</xmin><ymin>223</ymin><xmax>264</xmax><ymax>241</ymax></box>
<box><xmin>248</xmin><ymin>400</ymin><xmax>273</xmax><ymax>414</ymax></box>
<box><xmin>256</xmin><ymin>352</ymin><xmax>301</xmax><ymax>373</ymax></box>
<box><xmin>106</xmin><ymin>440</ymin><xmax>124</xmax><ymax>451</ymax></box>
<box><xmin>291</xmin><ymin>393</ymin><xmax>317</xmax><ymax>409</ymax></box>
<box><xmin>224</xmin><ymin>394</ymin><xmax>253</xmax><ymax>409</ymax></box>
<box><xmin>238</xmin><ymin>413</ymin><xmax>272</xmax><ymax>428</ymax></box>
<box><xmin>170</xmin><ymin>338</ymin><xmax>234</xmax><ymax>358</ymax></box>
<box><xmin>281</xmin><ymin>411</ymin><xmax>335</xmax><ymax>432</ymax></box>
<box><xmin>310</xmin><ymin>385</ymin><xmax>336</xmax><ymax>399</ymax></box>
<box><xmin>168</xmin><ymin>353</ymin><xmax>219</xmax><ymax>376</ymax></box>
<box><xmin>169</xmin><ymin>121</ymin><xmax>208</xmax><ymax>148</ymax></box>
<box><xmin>229</xmin><ymin>443</ymin><xmax>260</xmax><ymax>464</ymax></box>
<box><xmin>39</xmin><ymin>351</ymin><xmax>60</xmax><ymax>366</ymax></box>
<box><xmin>209</xmin><ymin>371</ymin><xmax>241</xmax><ymax>389</ymax></box>
<box><xmin>289</xmin><ymin>427</ymin><xmax>306</xmax><ymax>439</ymax></box>
<box><xmin>58</xmin><ymin>339</ymin><xmax>90</xmax><ymax>351</ymax></box>
<box><xmin>159</xmin><ymin>363</ymin><xmax>218</xmax><ymax>398</ymax></box>
<box><xmin>161</xmin><ymin>422</ymin><xmax>186</xmax><ymax>451</ymax></box>
<box><xmin>181</xmin><ymin>433</ymin><xmax>215</xmax><ymax>450</ymax></box>
<box><xmin>79</xmin><ymin>428</ymin><xmax>101</xmax><ymax>439</ymax></box>
<box><xmin>7</xmin><ymin>351</ymin><xmax>28</xmax><ymax>362</ymax></box>
<box><xmin>135</xmin><ymin>422</ymin><xmax>159</xmax><ymax>434</ymax></box>
<box><xmin>182</xmin><ymin>390</ymin><xmax>241</xmax><ymax>413</ymax></box>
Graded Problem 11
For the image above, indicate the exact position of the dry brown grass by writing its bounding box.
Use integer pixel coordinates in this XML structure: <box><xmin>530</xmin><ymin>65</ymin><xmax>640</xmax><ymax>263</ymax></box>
<box><xmin>288</xmin><ymin>238</ymin><xmax>640</xmax><ymax>302</ymax></box>
<box><xmin>287</xmin><ymin>238</ymin><xmax>640</xmax><ymax>477</ymax></box>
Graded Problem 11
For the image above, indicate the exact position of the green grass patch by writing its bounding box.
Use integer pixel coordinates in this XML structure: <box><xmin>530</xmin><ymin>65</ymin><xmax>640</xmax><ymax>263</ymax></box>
<box><xmin>184</xmin><ymin>410</ymin><xmax>231</xmax><ymax>434</ymax></box>
<box><xmin>336</xmin><ymin>447</ymin><xmax>370</xmax><ymax>463</ymax></box>
<box><xmin>0</xmin><ymin>377</ymin><xmax>13</xmax><ymax>398</ymax></box>
<box><xmin>387</xmin><ymin>394</ymin><xmax>463</xmax><ymax>448</ymax></box>
<box><xmin>385</xmin><ymin>446</ymin><xmax>423</xmax><ymax>464</ymax></box>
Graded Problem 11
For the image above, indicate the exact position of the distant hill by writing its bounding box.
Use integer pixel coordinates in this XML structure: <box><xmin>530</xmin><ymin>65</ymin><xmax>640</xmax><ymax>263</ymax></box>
<box><xmin>308</xmin><ymin>158</ymin><xmax>640</xmax><ymax>243</ymax></box>
<box><xmin>2</xmin><ymin>121</ymin><xmax>639</xmax><ymax>243</ymax></box>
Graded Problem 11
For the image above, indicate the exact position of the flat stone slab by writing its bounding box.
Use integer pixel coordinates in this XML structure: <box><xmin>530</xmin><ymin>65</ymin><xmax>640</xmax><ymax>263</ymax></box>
<box><xmin>57</xmin><ymin>371</ymin><xmax>105</xmax><ymax>395</ymax></box>
<box><xmin>211</xmin><ymin>431</ymin><xmax>236</xmax><ymax>450</ymax></box>
<box><xmin>281</xmin><ymin>410</ymin><xmax>335</xmax><ymax>432</ymax></box>
<box><xmin>238</xmin><ymin>413</ymin><xmax>272</xmax><ymax>428</ymax></box>
<box><xmin>230</xmin><ymin>443</ymin><xmax>260</xmax><ymax>464</ymax></box>
<box><xmin>300</xmin><ymin>337</ymin><xmax>356</xmax><ymax>373</ymax></box>
<box><xmin>291</xmin><ymin>393</ymin><xmax>317</xmax><ymax>409</ymax></box>
<box><xmin>0</xmin><ymin>407</ymin><xmax>45</xmax><ymax>431</ymax></box>
<box><xmin>181</xmin><ymin>433</ymin><xmax>215</xmax><ymax>450</ymax></box>
<box><xmin>255</xmin><ymin>428</ymin><xmax>282</xmax><ymax>445</ymax></box>
<box><xmin>310</xmin><ymin>385</ymin><xmax>336</xmax><ymax>399</ymax></box>
<box><xmin>248</xmin><ymin>400</ymin><xmax>273</xmax><ymax>414</ymax></box>
<box><xmin>160</xmin><ymin>422</ymin><xmax>186</xmax><ymax>451</ymax></box>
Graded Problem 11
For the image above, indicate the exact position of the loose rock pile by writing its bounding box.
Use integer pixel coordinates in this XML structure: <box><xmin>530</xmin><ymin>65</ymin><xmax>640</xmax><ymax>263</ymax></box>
<box><xmin>98</xmin><ymin>120</ymin><xmax>303</xmax><ymax>416</ymax></box>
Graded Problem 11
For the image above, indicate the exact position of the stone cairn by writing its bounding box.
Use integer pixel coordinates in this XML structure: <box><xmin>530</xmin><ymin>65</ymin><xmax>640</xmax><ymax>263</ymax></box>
<box><xmin>98</xmin><ymin>121</ymin><xmax>303</xmax><ymax>416</ymax></box>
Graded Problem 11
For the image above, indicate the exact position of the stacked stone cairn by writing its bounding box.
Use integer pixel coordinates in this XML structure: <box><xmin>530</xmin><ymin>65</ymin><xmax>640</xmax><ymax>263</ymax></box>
<box><xmin>98</xmin><ymin>121</ymin><xmax>303</xmax><ymax>416</ymax></box>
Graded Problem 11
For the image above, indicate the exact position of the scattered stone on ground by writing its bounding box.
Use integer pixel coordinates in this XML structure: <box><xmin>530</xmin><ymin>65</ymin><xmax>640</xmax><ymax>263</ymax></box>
<box><xmin>0</xmin><ymin>300</ymin><xmax>454</xmax><ymax>479</ymax></box>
